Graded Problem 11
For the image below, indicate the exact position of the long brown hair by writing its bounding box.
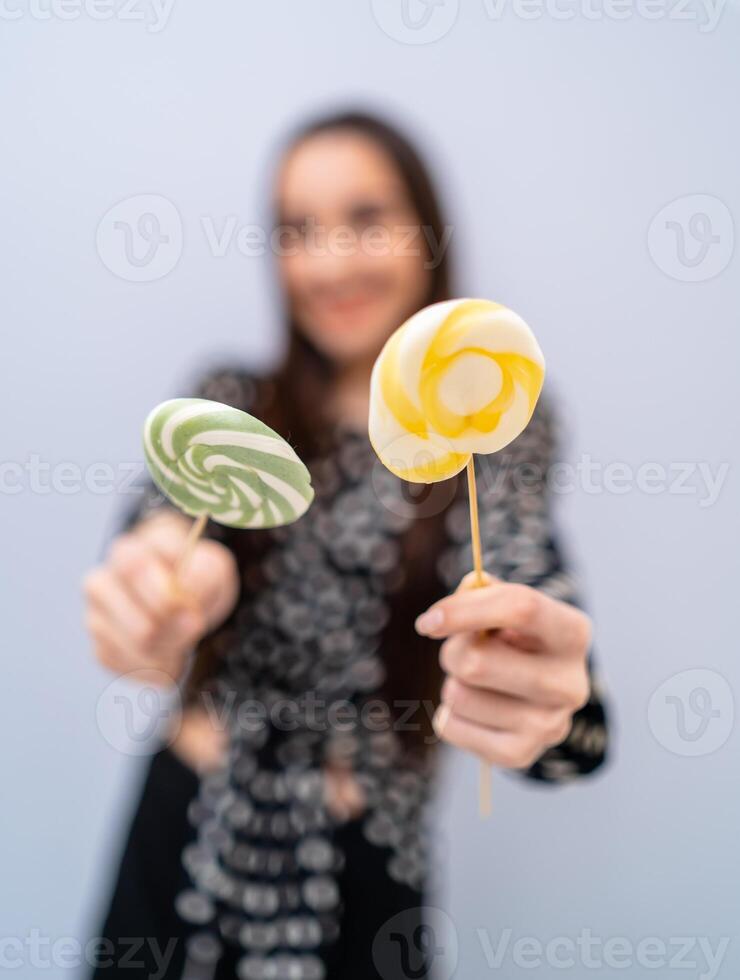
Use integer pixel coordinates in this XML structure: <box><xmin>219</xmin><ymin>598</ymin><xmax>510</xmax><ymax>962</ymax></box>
<box><xmin>198</xmin><ymin>110</ymin><xmax>459</xmax><ymax>752</ymax></box>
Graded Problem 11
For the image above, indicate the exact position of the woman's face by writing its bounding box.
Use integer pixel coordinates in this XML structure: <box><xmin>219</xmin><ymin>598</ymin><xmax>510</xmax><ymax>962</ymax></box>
<box><xmin>275</xmin><ymin>130</ymin><xmax>433</xmax><ymax>366</ymax></box>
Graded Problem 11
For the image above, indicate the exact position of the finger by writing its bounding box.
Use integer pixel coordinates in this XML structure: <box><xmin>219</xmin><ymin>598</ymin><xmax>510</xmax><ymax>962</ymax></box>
<box><xmin>85</xmin><ymin>607</ymin><xmax>131</xmax><ymax>673</ymax></box>
<box><xmin>456</xmin><ymin>569</ymin><xmax>497</xmax><ymax>593</ymax></box>
<box><xmin>108</xmin><ymin>535</ymin><xmax>182</xmax><ymax>622</ymax></box>
<box><xmin>180</xmin><ymin>540</ymin><xmax>239</xmax><ymax>629</ymax></box>
<box><xmin>84</xmin><ymin>567</ymin><xmax>160</xmax><ymax>652</ymax></box>
<box><xmin>85</xmin><ymin>606</ymin><xmax>187</xmax><ymax>683</ymax></box>
<box><xmin>417</xmin><ymin>582</ymin><xmax>568</xmax><ymax>651</ymax></box>
<box><xmin>86</xmin><ymin>606</ymin><xmax>156</xmax><ymax>675</ymax></box>
<box><xmin>433</xmin><ymin>704</ymin><xmax>543</xmax><ymax>770</ymax></box>
<box><xmin>136</xmin><ymin>515</ymin><xmax>239</xmax><ymax>629</ymax></box>
<box><xmin>439</xmin><ymin>633</ymin><xmax>580</xmax><ymax>707</ymax></box>
<box><xmin>441</xmin><ymin>677</ymin><xmax>572</xmax><ymax>744</ymax></box>
<box><xmin>440</xmin><ymin>633</ymin><xmax>542</xmax><ymax>700</ymax></box>
<box><xmin>85</xmin><ymin>565</ymin><xmax>203</xmax><ymax>657</ymax></box>
<box><xmin>134</xmin><ymin>511</ymin><xmax>192</xmax><ymax>565</ymax></box>
<box><xmin>457</xmin><ymin>574</ymin><xmax>545</xmax><ymax>652</ymax></box>
<box><xmin>441</xmin><ymin>676</ymin><xmax>527</xmax><ymax>731</ymax></box>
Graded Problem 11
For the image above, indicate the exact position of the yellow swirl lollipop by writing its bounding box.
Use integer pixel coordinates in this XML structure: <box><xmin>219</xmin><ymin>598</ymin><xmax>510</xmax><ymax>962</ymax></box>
<box><xmin>369</xmin><ymin>298</ymin><xmax>545</xmax><ymax>482</ymax></box>
<box><xmin>369</xmin><ymin>297</ymin><xmax>545</xmax><ymax>817</ymax></box>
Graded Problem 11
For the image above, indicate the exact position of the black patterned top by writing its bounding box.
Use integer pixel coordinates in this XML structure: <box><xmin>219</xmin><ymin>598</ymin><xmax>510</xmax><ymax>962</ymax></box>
<box><xmin>130</xmin><ymin>368</ymin><xmax>609</xmax><ymax>980</ymax></box>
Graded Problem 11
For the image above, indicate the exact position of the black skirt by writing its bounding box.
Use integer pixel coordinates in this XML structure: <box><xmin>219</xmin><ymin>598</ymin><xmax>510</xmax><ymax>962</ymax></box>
<box><xmin>90</xmin><ymin>749</ymin><xmax>429</xmax><ymax>980</ymax></box>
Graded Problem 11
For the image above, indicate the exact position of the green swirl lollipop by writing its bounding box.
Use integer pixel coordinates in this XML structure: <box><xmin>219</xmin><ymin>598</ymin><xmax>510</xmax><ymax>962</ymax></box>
<box><xmin>143</xmin><ymin>398</ymin><xmax>314</xmax><ymax>530</ymax></box>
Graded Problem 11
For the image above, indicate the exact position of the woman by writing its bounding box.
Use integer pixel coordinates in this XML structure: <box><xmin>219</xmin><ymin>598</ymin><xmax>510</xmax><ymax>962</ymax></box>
<box><xmin>84</xmin><ymin>110</ymin><xmax>608</xmax><ymax>980</ymax></box>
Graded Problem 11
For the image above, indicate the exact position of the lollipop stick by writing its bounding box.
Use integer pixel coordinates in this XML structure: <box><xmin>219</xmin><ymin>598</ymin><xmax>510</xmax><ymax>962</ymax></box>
<box><xmin>174</xmin><ymin>511</ymin><xmax>208</xmax><ymax>587</ymax></box>
<box><xmin>466</xmin><ymin>458</ymin><xmax>493</xmax><ymax>818</ymax></box>
<box><xmin>466</xmin><ymin>458</ymin><xmax>485</xmax><ymax>588</ymax></box>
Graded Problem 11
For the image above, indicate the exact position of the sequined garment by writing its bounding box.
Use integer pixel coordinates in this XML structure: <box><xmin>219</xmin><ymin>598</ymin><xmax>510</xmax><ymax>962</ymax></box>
<box><xmin>131</xmin><ymin>370</ymin><xmax>608</xmax><ymax>980</ymax></box>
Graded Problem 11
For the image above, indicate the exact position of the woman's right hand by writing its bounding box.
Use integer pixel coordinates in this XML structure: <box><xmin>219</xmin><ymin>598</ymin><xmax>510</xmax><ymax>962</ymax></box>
<box><xmin>83</xmin><ymin>512</ymin><xmax>240</xmax><ymax>686</ymax></box>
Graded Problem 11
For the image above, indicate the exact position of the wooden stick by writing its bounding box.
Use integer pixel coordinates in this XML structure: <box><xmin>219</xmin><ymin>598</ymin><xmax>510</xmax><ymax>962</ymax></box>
<box><xmin>174</xmin><ymin>511</ymin><xmax>208</xmax><ymax>586</ymax></box>
<box><xmin>466</xmin><ymin>458</ymin><xmax>492</xmax><ymax>819</ymax></box>
<box><xmin>466</xmin><ymin>458</ymin><xmax>485</xmax><ymax>588</ymax></box>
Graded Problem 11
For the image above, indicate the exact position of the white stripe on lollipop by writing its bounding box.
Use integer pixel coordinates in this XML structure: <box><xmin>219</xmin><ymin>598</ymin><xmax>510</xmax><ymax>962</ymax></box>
<box><xmin>143</xmin><ymin>423</ymin><xmax>185</xmax><ymax>490</ymax></box>
<box><xmin>250</xmin><ymin>467</ymin><xmax>308</xmax><ymax>516</ymax></box>
<box><xmin>179</xmin><ymin>482</ymin><xmax>222</xmax><ymax>506</ymax></box>
<box><xmin>202</xmin><ymin>456</ymin><xmax>264</xmax><ymax>508</ymax></box>
<box><xmin>193</xmin><ymin>435</ymin><xmax>308</xmax><ymax>515</ymax></box>
<box><xmin>143</xmin><ymin>407</ymin><xmax>218</xmax><ymax>501</ymax></box>
<box><xmin>244</xmin><ymin>511</ymin><xmax>266</xmax><ymax>528</ymax></box>
<box><xmin>160</xmin><ymin>403</ymin><xmax>223</xmax><ymax>459</ymax></box>
<box><xmin>180</xmin><ymin>445</ymin><xmax>212</xmax><ymax>486</ymax></box>
<box><xmin>214</xmin><ymin>476</ymin><xmax>290</xmax><ymax>527</ymax></box>
<box><xmin>229</xmin><ymin>476</ymin><xmax>262</xmax><ymax>509</ymax></box>
<box><xmin>206</xmin><ymin>460</ymin><xmax>289</xmax><ymax>520</ymax></box>
<box><xmin>218</xmin><ymin>507</ymin><xmax>253</xmax><ymax>524</ymax></box>
<box><xmin>190</xmin><ymin>429</ymin><xmax>302</xmax><ymax>463</ymax></box>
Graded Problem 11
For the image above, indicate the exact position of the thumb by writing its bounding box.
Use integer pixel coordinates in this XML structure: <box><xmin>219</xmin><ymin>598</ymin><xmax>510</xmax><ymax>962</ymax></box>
<box><xmin>455</xmin><ymin>569</ymin><xmax>499</xmax><ymax>642</ymax></box>
<box><xmin>137</xmin><ymin>512</ymin><xmax>238</xmax><ymax>629</ymax></box>
<box><xmin>456</xmin><ymin>569</ymin><xmax>498</xmax><ymax>593</ymax></box>
<box><xmin>136</xmin><ymin>512</ymin><xmax>193</xmax><ymax>567</ymax></box>
<box><xmin>136</xmin><ymin>513</ymin><xmax>208</xmax><ymax>613</ymax></box>
<box><xmin>178</xmin><ymin>539</ymin><xmax>240</xmax><ymax>630</ymax></box>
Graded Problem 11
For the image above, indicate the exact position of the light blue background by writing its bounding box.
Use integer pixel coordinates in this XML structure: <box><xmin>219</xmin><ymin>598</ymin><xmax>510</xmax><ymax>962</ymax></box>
<box><xmin>2</xmin><ymin>1</ymin><xmax>739</xmax><ymax>977</ymax></box>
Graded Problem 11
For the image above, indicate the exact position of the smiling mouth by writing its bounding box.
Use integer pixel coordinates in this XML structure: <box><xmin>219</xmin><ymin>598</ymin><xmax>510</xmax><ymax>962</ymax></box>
<box><xmin>315</xmin><ymin>283</ymin><xmax>387</xmax><ymax>312</ymax></box>
<box><xmin>324</xmin><ymin>295</ymin><xmax>376</xmax><ymax>311</ymax></box>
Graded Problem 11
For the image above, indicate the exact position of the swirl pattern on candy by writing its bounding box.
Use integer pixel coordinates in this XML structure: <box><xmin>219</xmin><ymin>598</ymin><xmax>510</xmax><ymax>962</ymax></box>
<box><xmin>143</xmin><ymin>398</ymin><xmax>314</xmax><ymax>528</ymax></box>
<box><xmin>369</xmin><ymin>298</ymin><xmax>545</xmax><ymax>483</ymax></box>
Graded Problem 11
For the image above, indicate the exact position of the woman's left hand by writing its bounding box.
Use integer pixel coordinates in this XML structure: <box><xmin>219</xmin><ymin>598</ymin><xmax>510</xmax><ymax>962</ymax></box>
<box><xmin>415</xmin><ymin>573</ymin><xmax>592</xmax><ymax>769</ymax></box>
